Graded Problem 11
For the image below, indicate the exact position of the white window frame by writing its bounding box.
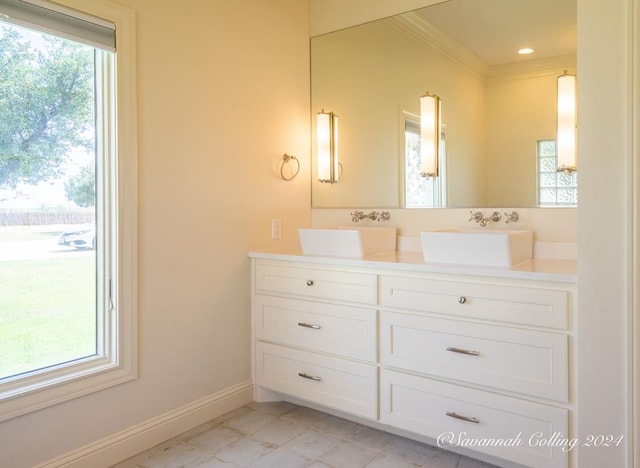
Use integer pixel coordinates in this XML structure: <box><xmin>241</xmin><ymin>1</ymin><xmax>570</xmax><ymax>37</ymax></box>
<box><xmin>399</xmin><ymin>109</ymin><xmax>447</xmax><ymax>208</ymax></box>
<box><xmin>0</xmin><ymin>0</ymin><xmax>137</xmax><ymax>422</ymax></box>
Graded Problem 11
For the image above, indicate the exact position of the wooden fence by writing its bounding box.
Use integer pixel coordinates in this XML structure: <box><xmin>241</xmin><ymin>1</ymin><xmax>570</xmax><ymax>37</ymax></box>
<box><xmin>0</xmin><ymin>211</ymin><xmax>94</xmax><ymax>226</ymax></box>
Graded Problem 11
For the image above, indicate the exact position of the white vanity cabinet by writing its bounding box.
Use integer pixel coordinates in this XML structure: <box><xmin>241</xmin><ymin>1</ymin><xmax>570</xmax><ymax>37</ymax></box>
<box><xmin>378</xmin><ymin>272</ymin><xmax>573</xmax><ymax>468</ymax></box>
<box><xmin>253</xmin><ymin>261</ymin><xmax>379</xmax><ymax>418</ymax></box>
<box><xmin>250</xmin><ymin>255</ymin><xmax>576</xmax><ymax>468</ymax></box>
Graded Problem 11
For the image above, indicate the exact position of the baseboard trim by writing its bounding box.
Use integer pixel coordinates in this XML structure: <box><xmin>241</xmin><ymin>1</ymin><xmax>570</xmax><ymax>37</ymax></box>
<box><xmin>37</xmin><ymin>380</ymin><xmax>253</xmax><ymax>468</ymax></box>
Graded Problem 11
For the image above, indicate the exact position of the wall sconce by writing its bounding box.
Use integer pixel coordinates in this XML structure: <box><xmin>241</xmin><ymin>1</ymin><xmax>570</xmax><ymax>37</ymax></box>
<box><xmin>317</xmin><ymin>109</ymin><xmax>339</xmax><ymax>183</ymax></box>
<box><xmin>556</xmin><ymin>71</ymin><xmax>577</xmax><ymax>173</ymax></box>
<box><xmin>420</xmin><ymin>93</ymin><xmax>441</xmax><ymax>178</ymax></box>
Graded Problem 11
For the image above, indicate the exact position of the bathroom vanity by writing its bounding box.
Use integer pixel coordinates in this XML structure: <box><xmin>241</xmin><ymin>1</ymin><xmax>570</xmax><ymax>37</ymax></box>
<box><xmin>249</xmin><ymin>250</ymin><xmax>576</xmax><ymax>468</ymax></box>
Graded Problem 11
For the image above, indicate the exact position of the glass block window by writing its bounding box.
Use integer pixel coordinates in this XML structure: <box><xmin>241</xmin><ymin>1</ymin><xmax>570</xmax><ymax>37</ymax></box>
<box><xmin>537</xmin><ymin>140</ymin><xmax>578</xmax><ymax>206</ymax></box>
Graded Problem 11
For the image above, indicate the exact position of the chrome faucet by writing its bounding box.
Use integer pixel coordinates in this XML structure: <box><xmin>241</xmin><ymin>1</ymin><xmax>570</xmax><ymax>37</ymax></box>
<box><xmin>350</xmin><ymin>210</ymin><xmax>391</xmax><ymax>222</ymax></box>
<box><xmin>351</xmin><ymin>210</ymin><xmax>378</xmax><ymax>222</ymax></box>
<box><xmin>469</xmin><ymin>210</ymin><xmax>502</xmax><ymax>228</ymax></box>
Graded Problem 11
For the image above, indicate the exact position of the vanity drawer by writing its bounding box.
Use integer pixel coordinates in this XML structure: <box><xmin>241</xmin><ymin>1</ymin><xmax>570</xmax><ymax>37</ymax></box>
<box><xmin>380</xmin><ymin>369</ymin><xmax>568</xmax><ymax>468</ymax></box>
<box><xmin>380</xmin><ymin>311</ymin><xmax>568</xmax><ymax>401</ymax></box>
<box><xmin>256</xmin><ymin>262</ymin><xmax>377</xmax><ymax>304</ymax></box>
<box><xmin>379</xmin><ymin>275</ymin><xmax>569</xmax><ymax>329</ymax></box>
<box><xmin>255</xmin><ymin>295</ymin><xmax>377</xmax><ymax>362</ymax></box>
<box><xmin>255</xmin><ymin>342</ymin><xmax>378</xmax><ymax>419</ymax></box>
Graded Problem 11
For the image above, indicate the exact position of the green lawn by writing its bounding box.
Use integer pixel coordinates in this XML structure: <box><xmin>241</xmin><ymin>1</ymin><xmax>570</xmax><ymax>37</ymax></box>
<box><xmin>0</xmin><ymin>228</ymin><xmax>96</xmax><ymax>379</ymax></box>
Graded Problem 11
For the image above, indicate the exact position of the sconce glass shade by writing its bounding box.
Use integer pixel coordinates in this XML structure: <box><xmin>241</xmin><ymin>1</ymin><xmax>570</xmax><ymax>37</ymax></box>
<box><xmin>556</xmin><ymin>73</ymin><xmax>577</xmax><ymax>173</ymax></box>
<box><xmin>317</xmin><ymin>110</ymin><xmax>339</xmax><ymax>183</ymax></box>
<box><xmin>420</xmin><ymin>93</ymin><xmax>441</xmax><ymax>178</ymax></box>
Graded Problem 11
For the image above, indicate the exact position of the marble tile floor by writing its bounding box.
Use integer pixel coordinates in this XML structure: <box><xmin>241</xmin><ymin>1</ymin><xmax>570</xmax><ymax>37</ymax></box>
<box><xmin>112</xmin><ymin>402</ymin><xmax>501</xmax><ymax>468</ymax></box>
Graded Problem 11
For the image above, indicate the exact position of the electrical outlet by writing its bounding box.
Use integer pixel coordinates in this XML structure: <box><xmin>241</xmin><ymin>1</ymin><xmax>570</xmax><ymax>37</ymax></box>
<box><xmin>271</xmin><ymin>219</ymin><xmax>282</xmax><ymax>239</ymax></box>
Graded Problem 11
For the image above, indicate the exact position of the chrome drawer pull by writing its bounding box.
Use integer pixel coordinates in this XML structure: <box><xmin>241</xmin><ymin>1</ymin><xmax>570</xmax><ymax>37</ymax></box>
<box><xmin>297</xmin><ymin>322</ymin><xmax>321</xmax><ymax>330</ymax></box>
<box><xmin>298</xmin><ymin>372</ymin><xmax>321</xmax><ymax>381</ymax></box>
<box><xmin>446</xmin><ymin>412</ymin><xmax>480</xmax><ymax>424</ymax></box>
<box><xmin>446</xmin><ymin>347</ymin><xmax>480</xmax><ymax>356</ymax></box>
<box><xmin>306</xmin><ymin>280</ymin><xmax>314</xmax><ymax>286</ymax></box>
<box><xmin>458</xmin><ymin>296</ymin><xmax>467</xmax><ymax>304</ymax></box>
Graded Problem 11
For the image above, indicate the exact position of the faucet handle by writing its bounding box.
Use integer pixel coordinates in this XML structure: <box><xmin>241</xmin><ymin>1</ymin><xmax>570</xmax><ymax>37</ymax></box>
<box><xmin>469</xmin><ymin>211</ymin><xmax>483</xmax><ymax>222</ymax></box>
<box><xmin>350</xmin><ymin>210</ymin><xmax>364</xmax><ymax>222</ymax></box>
<box><xmin>504</xmin><ymin>211</ymin><xmax>519</xmax><ymax>223</ymax></box>
<box><xmin>377</xmin><ymin>211</ymin><xmax>391</xmax><ymax>222</ymax></box>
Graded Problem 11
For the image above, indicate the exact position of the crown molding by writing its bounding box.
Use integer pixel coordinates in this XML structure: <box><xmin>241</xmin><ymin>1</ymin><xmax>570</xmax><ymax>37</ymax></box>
<box><xmin>391</xmin><ymin>11</ymin><xmax>576</xmax><ymax>83</ymax></box>
<box><xmin>390</xmin><ymin>11</ymin><xmax>489</xmax><ymax>78</ymax></box>
<box><xmin>486</xmin><ymin>54</ymin><xmax>577</xmax><ymax>82</ymax></box>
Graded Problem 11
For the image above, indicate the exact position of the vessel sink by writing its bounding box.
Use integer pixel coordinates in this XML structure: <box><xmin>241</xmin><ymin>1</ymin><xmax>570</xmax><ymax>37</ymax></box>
<box><xmin>298</xmin><ymin>227</ymin><xmax>397</xmax><ymax>258</ymax></box>
<box><xmin>420</xmin><ymin>229</ymin><xmax>533</xmax><ymax>266</ymax></box>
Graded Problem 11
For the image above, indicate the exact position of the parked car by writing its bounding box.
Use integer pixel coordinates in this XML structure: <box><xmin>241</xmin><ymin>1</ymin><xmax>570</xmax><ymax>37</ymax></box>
<box><xmin>58</xmin><ymin>225</ymin><xmax>96</xmax><ymax>250</ymax></box>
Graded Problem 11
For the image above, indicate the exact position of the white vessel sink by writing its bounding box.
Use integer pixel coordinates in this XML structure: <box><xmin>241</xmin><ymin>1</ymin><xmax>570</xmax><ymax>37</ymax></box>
<box><xmin>298</xmin><ymin>227</ymin><xmax>397</xmax><ymax>258</ymax></box>
<box><xmin>420</xmin><ymin>229</ymin><xmax>533</xmax><ymax>266</ymax></box>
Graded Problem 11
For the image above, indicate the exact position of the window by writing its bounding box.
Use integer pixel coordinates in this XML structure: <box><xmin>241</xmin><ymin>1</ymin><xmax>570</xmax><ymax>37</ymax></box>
<box><xmin>402</xmin><ymin>112</ymin><xmax>446</xmax><ymax>208</ymax></box>
<box><xmin>537</xmin><ymin>140</ymin><xmax>578</xmax><ymax>206</ymax></box>
<box><xmin>0</xmin><ymin>0</ymin><xmax>136</xmax><ymax>421</ymax></box>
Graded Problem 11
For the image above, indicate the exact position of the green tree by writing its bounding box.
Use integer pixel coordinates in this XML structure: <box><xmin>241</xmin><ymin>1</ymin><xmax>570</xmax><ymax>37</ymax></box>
<box><xmin>64</xmin><ymin>164</ymin><xmax>95</xmax><ymax>208</ymax></box>
<box><xmin>0</xmin><ymin>25</ymin><xmax>94</xmax><ymax>188</ymax></box>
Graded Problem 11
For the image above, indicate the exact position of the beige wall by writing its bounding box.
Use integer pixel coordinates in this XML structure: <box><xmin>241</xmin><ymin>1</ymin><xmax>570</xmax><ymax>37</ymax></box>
<box><xmin>0</xmin><ymin>0</ymin><xmax>311</xmax><ymax>466</ymax></box>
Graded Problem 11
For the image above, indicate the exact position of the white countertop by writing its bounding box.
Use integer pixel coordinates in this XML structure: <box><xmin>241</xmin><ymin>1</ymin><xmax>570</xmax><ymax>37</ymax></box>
<box><xmin>248</xmin><ymin>249</ymin><xmax>577</xmax><ymax>283</ymax></box>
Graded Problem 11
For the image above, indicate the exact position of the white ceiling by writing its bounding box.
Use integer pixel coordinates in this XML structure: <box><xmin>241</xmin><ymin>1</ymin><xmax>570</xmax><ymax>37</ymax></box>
<box><xmin>415</xmin><ymin>0</ymin><xmax>576</xmax><ymax>66</ymax></box>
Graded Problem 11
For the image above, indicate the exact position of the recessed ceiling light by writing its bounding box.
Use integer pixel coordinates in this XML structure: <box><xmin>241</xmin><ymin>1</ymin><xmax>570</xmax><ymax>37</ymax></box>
<box><xmin>518</xmin><ymin>48</ymin><xmax>534</xmax><ymax>55</ymax></box>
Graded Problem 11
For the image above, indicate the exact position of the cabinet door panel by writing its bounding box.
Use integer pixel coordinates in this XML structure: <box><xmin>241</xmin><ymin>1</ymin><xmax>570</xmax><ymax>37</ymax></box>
<box><xmin>256</xmin><ymin>262</ymin><xmax>377</xmax><ymax>304</ymax></box>
<box><xmin>381</xmin><ymin>312</ymin><xmax>568</xmax><ymax>401</ymax></box>
<box><xmin>380</xmin><ymin>275</ymin><xmax>568</xmax><ymax>329</ymax></box>
<box><xmin>380</xmin><ymin>369</ymin><xmax>568</xmax><ymax>468</ymax></box>
<box><xmin>255</xmin><ymin>295</ymin><xmax>377</xmax><ymax>361</ymax></box>
<box><xmin>256</xmin><ymin>342</ymin><xmax>378</xmax><ymax>419</ymax></box>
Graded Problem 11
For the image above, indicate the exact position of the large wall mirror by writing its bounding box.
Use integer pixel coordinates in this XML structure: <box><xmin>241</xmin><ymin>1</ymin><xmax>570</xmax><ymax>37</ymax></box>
<box><xmin>311</xmin><ymin>0</ymin><xmax>576</xmax><ymax>208</ymax></box>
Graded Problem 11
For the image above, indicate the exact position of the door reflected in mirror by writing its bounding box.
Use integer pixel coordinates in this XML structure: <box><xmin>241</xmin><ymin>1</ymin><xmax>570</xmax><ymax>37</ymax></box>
<box><xmin>311</xmin><ymin>0</ymin><xmax>577</xmax><ymax>208</ymax></box>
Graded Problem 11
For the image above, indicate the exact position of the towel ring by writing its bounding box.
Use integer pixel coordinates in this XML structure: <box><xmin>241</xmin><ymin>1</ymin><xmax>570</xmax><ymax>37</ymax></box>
<box><xmin>280</xmin><ymin>154</ymin><xmax>300</xmax><ymax>181</ymax></box>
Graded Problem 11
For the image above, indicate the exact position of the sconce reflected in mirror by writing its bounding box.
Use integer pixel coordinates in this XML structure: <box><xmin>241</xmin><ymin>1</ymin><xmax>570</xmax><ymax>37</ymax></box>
<box><xmin>420</xmin><ymin>93</ymin><xmax>441</xmax><ymax>178</ymax></box>
<box><xmin>317</xmin><ymin>109</ymin><xmax>340</xmax><ymax>183</ymax></box>
<box><xmin>556</xmin><ymin>72</ymin><xmax>577</xmax><ymax>173</ymax></box>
